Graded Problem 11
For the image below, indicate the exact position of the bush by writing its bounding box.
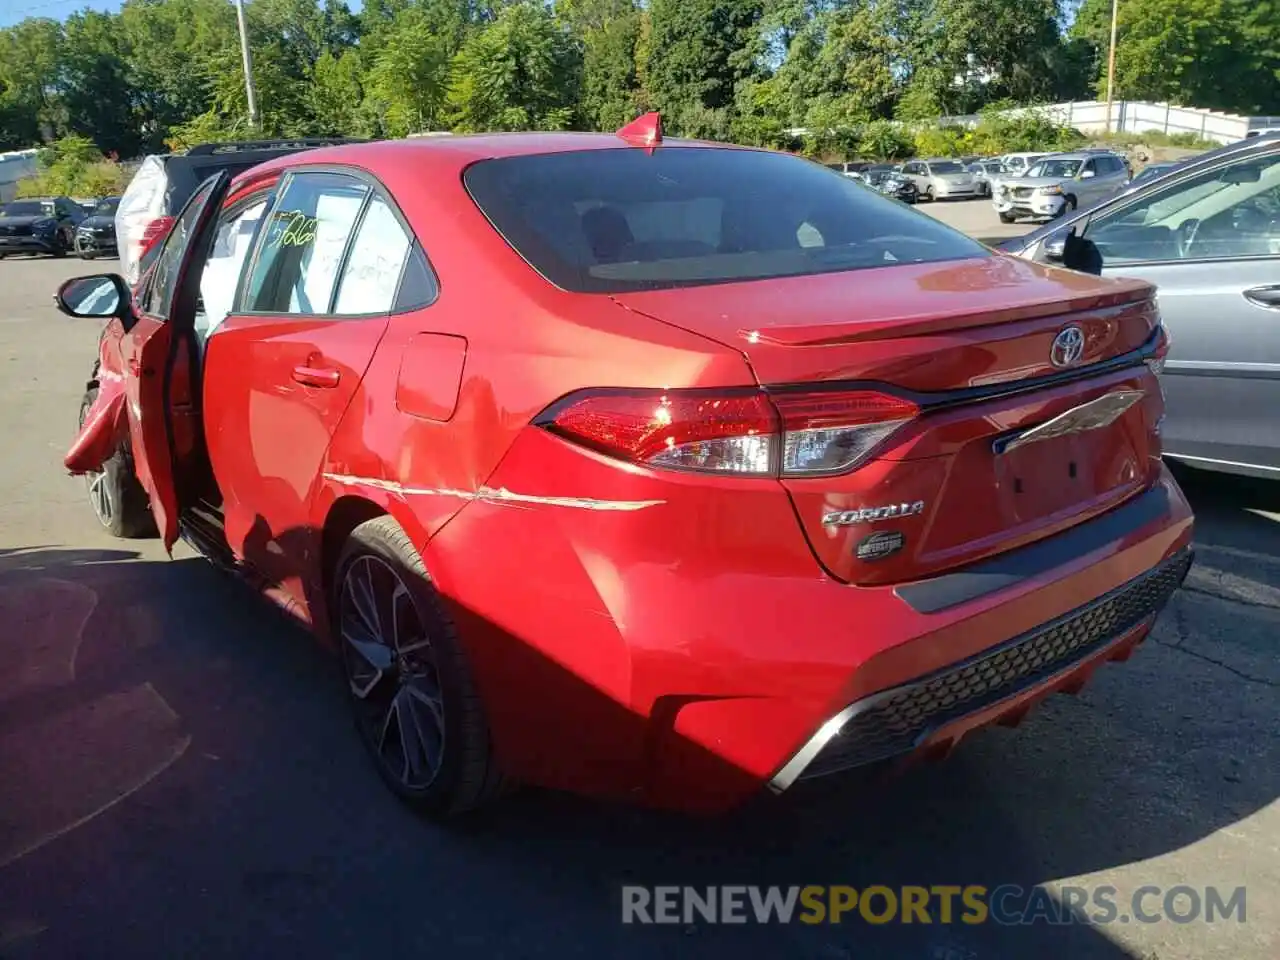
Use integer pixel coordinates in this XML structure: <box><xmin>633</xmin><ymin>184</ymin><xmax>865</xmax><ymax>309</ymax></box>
<box><xmin>15</xmin><ymin>136</ymin><xmax>130</xmax><ymax>199</ymax></box>
<box><xmin>859</xmin><ymin>120</ymin><xmax>913</xmax><ymax>160</ymax></box>
<box><xmin>913</xmin><ymin>124</ymin><xmax>968</xmax><ymax>157</ymax></box>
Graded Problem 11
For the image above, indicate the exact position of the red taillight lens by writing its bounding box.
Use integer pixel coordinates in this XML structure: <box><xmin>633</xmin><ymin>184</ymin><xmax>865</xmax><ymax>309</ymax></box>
<box><xmin>140</xmin><ymin>215</ymin><xmax>175</xmax><ymax>256</ymax></box>
<box><xmin>773</xmin><ymin>390</ymin><xmax>920</xmax><ymax>475</ymax></box>
<box><xmin>547</xmin><ymin>392</ymin><xmax>777</xmax><ymax>475</ymax></box>
<box><xmin>543</xmin><ymin>387</ymin><xmax>917</xmax><ymax>476</ymax></box>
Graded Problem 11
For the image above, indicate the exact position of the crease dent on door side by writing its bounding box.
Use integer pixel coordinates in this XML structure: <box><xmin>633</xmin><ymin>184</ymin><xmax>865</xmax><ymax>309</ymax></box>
<box><xmin>321</xmin><ymin>472</ymin><xmax>664</xmax><ymax>511</ymax></box>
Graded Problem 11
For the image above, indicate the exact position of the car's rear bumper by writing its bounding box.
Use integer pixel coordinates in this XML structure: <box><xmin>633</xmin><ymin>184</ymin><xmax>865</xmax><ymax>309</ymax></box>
<box><xmin>768</xmin><ymin>544</ymin><xmax>1190</xmax><ymax>791</ymax></box>
<box><xmin>421</xmin><ymin>431</ymin><xmax>1195</xmax><ymax>813</ymax></box>
<box><xmin>0</xmin><ymin>235</ymin><xmax>58</xmax><ymax>253</ymax></box>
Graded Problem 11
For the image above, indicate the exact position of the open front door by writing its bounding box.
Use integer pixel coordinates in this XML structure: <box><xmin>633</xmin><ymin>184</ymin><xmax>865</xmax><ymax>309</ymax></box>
<box><xmin>124</xmin><ymin>171</ymin><xmax>232</xmax><ymax>551</ymax></box>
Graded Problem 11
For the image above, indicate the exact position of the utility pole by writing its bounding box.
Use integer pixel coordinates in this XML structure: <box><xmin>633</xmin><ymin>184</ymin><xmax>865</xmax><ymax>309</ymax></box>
<box><xmin>234</xmin><ymin>0</ymin><xmax>259</xmax><ymax>131</ymax></box>
<box><xmin>1104</xmin><ymin>0</ymin><xmax>1119</xmax><ymax>134</ymax></box>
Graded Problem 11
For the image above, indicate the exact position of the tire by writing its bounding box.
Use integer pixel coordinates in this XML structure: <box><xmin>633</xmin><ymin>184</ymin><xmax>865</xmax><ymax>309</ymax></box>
<box><xmin>78</xmin><ymin>385</ymin><xmax>157</xmax><ymax>538</ymax></box>
<box><xmin>922</xmin><ymin>185</ymin><xmax>934</xmax><ymax>202</ymax></box>
<box><xmin>1054</xmin><ymin>196</ymin><xmax>1078</xmax><ymax>219</ymax></box>
<box><xmin>334</xmin><ymin>516</ymin><xmax>506</xmax><ymax>818</ymax></box>
<box><xmin>999</xmin><ymin>211</ymin><xmax>1017</xmax><ymax>224</ymax></box>
<box><xmin>51</xmin><ymin>231</ymin><xmax>68</xmax><ymax>258</ymax></box>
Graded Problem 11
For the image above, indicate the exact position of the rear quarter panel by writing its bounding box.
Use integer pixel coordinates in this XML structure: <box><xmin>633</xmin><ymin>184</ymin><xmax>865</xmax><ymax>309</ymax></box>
<box><xmin>307</xmin><ymin>152</ymin><xmax>754</xmax><ymax>611</ymax></box>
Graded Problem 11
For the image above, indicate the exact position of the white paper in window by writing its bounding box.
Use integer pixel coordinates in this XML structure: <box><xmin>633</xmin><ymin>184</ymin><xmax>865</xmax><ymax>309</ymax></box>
<box><xmin>293</xmin><ymin>189</ymin><xmax>366</xmax><ymax>313</ymax></box>
<box><xmin>335</xmin><ymin>198</ymin><xmax>411</xmax><ymax>314</ymax></box>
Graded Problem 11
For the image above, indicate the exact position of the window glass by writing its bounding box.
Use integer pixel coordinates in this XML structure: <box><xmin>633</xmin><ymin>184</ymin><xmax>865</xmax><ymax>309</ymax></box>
<box><xmin>1028</xmin><ymin>158</ymin><xmax>1082</xmax><ymax>179</ymax></box>
<box><xmin>464</xmin><ymin>148</ymin><xmax>988</xmax><ymax>293</ymax></box>
<box><xmin>245</xmin><ymin>173</ymin><xmax>369</xmax><ymax>314</ymax></box>
<box><xmin>1088</xmin><ymin>152</ymin><xmax>1280</xmax><ymax>263</ymax></box>
<box><xmin>196</xmin><ymin>197</ymin><xmax>267</xmax><ymax>344</ymax></box>
<box><xmin>334</xmin><ymin>196</ymin><xmax>412</xmax><ymax>314</ymax></box>
<box><xmin>928</xmin><ymin>161</ymin><xmax>963</xmax><ymax>174</ymax></box>
<box><xmin>141</xmin><ymin>176</ymin><xmax>219</xmax><ymax>318</ymax></box>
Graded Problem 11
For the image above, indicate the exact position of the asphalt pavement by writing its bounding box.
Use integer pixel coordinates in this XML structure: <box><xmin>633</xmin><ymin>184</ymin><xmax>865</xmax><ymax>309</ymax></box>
<box><xmin>0</xmin><ymin>233</ymin><xmax>1276</xmax><ymax>960</ymax></box>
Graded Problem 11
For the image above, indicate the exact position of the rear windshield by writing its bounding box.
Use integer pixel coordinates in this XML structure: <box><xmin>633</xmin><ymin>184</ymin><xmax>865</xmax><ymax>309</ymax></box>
<box><xmin>463</xmin><ymin>147</ymin><xmax>988</xmax><ymax>293</ymax></box>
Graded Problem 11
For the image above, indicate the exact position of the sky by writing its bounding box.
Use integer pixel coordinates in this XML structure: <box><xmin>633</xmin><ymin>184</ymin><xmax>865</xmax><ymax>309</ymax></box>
<box><xmin>0</xmin><ymin>0</ymin><xmax>365</xmax><ymax>28</ymax></box>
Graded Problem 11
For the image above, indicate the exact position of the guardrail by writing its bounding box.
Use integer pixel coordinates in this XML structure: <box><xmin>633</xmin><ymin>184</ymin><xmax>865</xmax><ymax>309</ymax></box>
<box><xmin>937</xmin><ymin>101</ymin><xmax>1255</xmax><ymax>144</ymax></box>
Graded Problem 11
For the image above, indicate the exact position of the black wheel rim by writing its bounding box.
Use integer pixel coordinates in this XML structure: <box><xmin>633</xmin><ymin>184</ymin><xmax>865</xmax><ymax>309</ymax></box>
<box><xmin>338</xmin><ymin>554</ymin><xmax>446</xmax><ymax>790</ymax></box>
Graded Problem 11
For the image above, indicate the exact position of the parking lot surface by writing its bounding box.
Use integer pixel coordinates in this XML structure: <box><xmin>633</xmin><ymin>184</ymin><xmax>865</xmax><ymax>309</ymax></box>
<box><xmin>0</xmin><ymin>248</ymin><xmax>1276</xmax><ymax>960</ymax></box>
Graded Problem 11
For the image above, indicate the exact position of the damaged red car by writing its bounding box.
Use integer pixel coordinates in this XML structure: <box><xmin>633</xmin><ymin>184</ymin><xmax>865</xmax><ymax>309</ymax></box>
<box><xmin>61</xmin><ymin>116</ymin><xmax>1194</xmax><ymax>818</ymax></box>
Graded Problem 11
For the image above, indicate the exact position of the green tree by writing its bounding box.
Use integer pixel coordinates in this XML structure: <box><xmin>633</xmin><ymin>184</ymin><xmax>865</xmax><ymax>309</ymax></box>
<box><xmin>579</xmin><ymin>3</ymin><xmax>643</xmax><ymax>130</ymax></box>
<box><xmin>447</xmin><ymin>2</ymin><xmax>581</xmax><ymax>132</ymax></box>
<box><xmin>1073</xmin><ymin>0</ymin><xmax>1280</xmax><ymax>114</ymax></box>
<box><xmin>311</xmin><ymin>48</ymin><xmax>368</xmax><ymax>136</ymax></box>
<box><xmin>644</xmin><ymin>0</ymin><xmax>764</xmax><ymax>134</ymax></box>
<box><xmin>60</xmin><ymin>11</ymin><xmax>141</xmax><ymax>156</ymax></box>
<box><xmin>364</xmin><ymin>8</ymin><xmax>451</xmax><ymax>136</ymax></box>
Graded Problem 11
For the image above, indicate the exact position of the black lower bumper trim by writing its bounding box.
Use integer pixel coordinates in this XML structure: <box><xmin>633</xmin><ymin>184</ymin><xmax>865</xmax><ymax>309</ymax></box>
<box><xmin>894</xmin><ymin>486</ymin><xmax>1174</xmax><ymax>615</ymax></box>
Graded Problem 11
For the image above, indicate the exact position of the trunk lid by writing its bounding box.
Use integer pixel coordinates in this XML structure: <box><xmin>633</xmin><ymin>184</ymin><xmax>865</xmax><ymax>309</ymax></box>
<box><xmin>612</xmin><ymin>256</ymin><xmax>1165</xmax><ymax>585</ymax></box>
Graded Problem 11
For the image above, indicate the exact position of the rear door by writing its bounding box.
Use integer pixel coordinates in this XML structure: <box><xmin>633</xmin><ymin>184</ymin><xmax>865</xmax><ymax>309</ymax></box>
<box><xmin>1083</xmin><ymin>146</ymin><xmax>1280</xmax><ymax>471</ymax></box>
<box><xmin>203</xmin><ymin>169</ymin><xmax>405</xmax><ymax>607</ymax></box>
<box><xmin>124</xmin><ymin>172</ymin><xmax>231</xmax><ymax>548</ymax></box>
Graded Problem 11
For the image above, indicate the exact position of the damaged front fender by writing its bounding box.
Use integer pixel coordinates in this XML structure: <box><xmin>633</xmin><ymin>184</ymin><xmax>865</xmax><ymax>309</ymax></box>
<box><xmin>65</xmin><ymin>378</ymin><xmax>127</xmax><ymax>475</ymax></box>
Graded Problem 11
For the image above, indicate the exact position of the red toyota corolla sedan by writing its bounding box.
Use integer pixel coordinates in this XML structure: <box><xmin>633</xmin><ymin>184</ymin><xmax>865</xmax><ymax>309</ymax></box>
<box><xmin>60</xmin><ymin>117</ymin><xmax>1194</xmax><ymax>817</ymax></box>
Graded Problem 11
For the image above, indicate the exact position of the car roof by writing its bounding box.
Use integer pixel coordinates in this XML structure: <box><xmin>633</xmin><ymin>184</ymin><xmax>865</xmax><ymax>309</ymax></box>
<box><xmin>231</xmin><ymin>133</ymin><xmax>741</xmax><ymax>187</ymax></box>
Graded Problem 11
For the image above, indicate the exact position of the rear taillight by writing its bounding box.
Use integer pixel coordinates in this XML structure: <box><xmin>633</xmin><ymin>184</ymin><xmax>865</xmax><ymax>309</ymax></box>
<box><xmin>1145</xmin><ymin>324</ymin><xmax>1170</xmax><ymax>374</ymax></box>
<box><xmin>772</xmin><ymin>391</ymin><xmax>919</xmax><ymax>475</ymax></box>
<box><xmin>542</xmin><ymin>387</ymin><xmax>918</xmax><ymax>477</ymax></box>
<box><xmin>140</xmin><ymin>215</ymin><xmax>175</xmax><ymax>258</ymax></box>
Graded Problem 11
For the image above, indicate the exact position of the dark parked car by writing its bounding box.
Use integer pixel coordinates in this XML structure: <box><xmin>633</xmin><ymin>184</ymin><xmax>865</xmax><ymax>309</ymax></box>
<box><xmin>75</xmin><ymin>196</ymin><xmax>120</xmax><ymax>259</ymax></box>
<box><xmin>863</xmin><ymin>168</ymin><xmax>918</xmax><ymax>204</ymax></box>
<box><xmin>0</xmin><ymin>196</ymin><xmax>84</xmax><ymax>257</ymax></box>
<box><xmin>116</xmin><ymin>138</ymin><xmax>366</xmax><ymax>283</ymax></box>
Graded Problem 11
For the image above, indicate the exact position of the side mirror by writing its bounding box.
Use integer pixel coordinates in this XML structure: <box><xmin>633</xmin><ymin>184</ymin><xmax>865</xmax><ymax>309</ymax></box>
<box><xmin>1044</xmin><ymin>233</ymin><xmax>1066</xmax><ymax>261</ymax></box>
<box><xmin>1061</xmin><ymin>228</ymin><xmax>1103</xmax><ymax>275</ymax></box>
<box><xmin>1079</xmin><ymin>170</ymin><xmax>1096</xmax><ymax>179</ymax></box>
<box><xmin>54</xmin><ymin>274</ymin><xmax>132</xmax><ymax>323</ymax></box>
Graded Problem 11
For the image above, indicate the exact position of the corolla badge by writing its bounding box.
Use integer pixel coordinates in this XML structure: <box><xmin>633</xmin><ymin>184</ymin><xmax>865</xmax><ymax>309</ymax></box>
<box><xmin>1050</xmin><ymin>325</ymin><xmax>1086</xmax><ymax>368</ymax></box>
<box><xmin>822</xmin><ymin>501</ymin><xmax>925</xmax><ymax>526</ymax></box>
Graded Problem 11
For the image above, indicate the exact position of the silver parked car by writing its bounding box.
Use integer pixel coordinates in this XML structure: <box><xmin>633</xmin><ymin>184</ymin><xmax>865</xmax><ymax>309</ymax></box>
<box><xmin>999</xmin><ymin>133</ymin><xmax>1280</xmax><ymax>479</ymax></box>
<box><xmin>966</xmin><ymin>160</ymin><xmax>1006</xmax><ymax>197</ymax></box>
<box><xmin>898</xmin><ymin>158</ymin><xmax>979</xmax><ymax>201</ymax></box>
<box><xmin>993</xmin><ymin>151</ymin><xmax>1130</xmax><ymax>223</ymax></box>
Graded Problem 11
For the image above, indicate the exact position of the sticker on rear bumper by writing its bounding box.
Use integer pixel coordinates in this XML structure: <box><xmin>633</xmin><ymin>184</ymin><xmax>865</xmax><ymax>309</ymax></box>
<box><xmin>856</xmin><ymin>530</ymin><xmax>905</xmax><ymax>561</ymax></box>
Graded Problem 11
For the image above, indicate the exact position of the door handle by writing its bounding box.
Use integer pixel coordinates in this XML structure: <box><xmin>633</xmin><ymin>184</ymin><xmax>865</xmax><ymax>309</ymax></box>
<box><xmin>1244</xmin><ymin>285</ymin><xmax>1280</xmax><ymax>309</ymax></box>
<box><xmin>292</xmin><ymin>365</ymin><xmax>341</xmax><ymax>388</ymax></box>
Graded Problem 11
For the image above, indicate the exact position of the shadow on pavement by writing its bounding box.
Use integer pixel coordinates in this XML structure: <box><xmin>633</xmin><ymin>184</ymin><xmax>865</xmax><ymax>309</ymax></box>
<box><xmin>0</xmin><ymin>526</ymin><xmax>1273</xmax><ymax>959</ymax></box>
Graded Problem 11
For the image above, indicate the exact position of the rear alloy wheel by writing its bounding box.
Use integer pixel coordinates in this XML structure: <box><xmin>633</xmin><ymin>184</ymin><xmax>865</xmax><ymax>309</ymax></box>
<box><xmin>335</xmin><ymin>516</ymin><xmax>505</xmax><ymax>818</ymax></box>
<box><xmin>78</xmin><ymin>386</ymin><xmax>156</xmax><ymax>538</ymax></box>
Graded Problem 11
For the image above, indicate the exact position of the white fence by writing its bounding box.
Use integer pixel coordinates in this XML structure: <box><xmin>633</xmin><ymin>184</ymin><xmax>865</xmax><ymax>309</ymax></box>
<box><xmin>938</xmin><ymin>100</ymin><xmax>1256</xmax><ymax>144</ymax></box>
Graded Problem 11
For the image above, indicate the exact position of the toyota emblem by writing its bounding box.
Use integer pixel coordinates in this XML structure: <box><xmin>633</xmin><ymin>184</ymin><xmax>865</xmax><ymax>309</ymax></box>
<box><xmin>1050</xmin><ymin>325</ymin><xmax>1085</xmax><ymax>368</ymax></box>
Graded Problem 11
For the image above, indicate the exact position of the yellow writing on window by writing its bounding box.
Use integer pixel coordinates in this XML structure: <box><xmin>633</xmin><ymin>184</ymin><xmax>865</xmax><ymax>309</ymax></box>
<box><xmin>266</xmin><ymin>210</ymin><xmax>318</xmax><ymax>248</ymax></box>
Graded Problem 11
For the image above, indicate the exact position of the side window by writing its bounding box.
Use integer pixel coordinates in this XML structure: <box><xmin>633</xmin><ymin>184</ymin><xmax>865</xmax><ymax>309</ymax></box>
<box><xmin>243</xmin><ymin>172</ymin><xmax>369</xmax><ymax>315</ymax></box>
<box><xmin>1088</xmin><ymin>152</ymin><xmax>1280</xmax><ymax>263</ymax></box>
<box><xmin>196</xmin><ymin>195</ymin><xmax>268</xmax><ymax>342</ymax></box>
<box><xmin>140</xmin><ymin>176</ymin><xmax>219</xmax><ymax>319</ymax></box>
<box><xmin>333</xmin><ymin>195</ymin><xmax>412</xmax><ymax>314</ymax></box>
